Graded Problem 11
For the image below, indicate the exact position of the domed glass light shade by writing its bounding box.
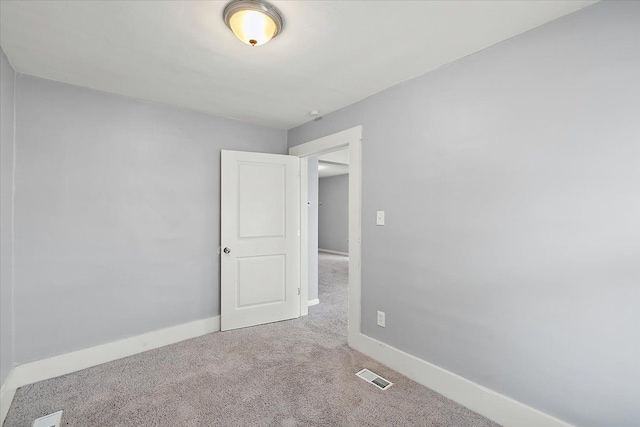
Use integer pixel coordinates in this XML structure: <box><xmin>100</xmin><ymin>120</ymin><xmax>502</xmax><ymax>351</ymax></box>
<box><xmin>224</xmin><ymin>0</ymin><xmax>283</xmax><ymax>47</ymax></box>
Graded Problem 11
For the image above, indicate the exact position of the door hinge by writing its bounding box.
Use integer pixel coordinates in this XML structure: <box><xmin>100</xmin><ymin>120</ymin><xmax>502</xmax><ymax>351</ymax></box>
<box><xmin>298</xmin><ymin>288</ymin><xmax>300</xmax><ymax>295</ymax></box>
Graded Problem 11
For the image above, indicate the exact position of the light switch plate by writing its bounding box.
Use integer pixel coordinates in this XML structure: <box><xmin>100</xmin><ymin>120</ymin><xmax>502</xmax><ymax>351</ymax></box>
<box><xmin>376</xmin><ymin>211</ymin><xmax>385</xmax><ymax>226</ymax></box>
<box><xmin>33</xmin><ymin>410</ymin><xmax>63</xmax><ymax>427</ymax></box>
<box><xmin>377</xmin><ymin>311</ymin><xmax>386</xmax><ymax>327</ymax></box>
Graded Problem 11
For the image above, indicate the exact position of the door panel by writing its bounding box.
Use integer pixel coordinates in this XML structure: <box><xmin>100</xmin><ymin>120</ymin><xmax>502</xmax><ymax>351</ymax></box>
<box><xmin>221</xmin><ymin>150</ymin><xmax>300</xmax><ymax>331</ymax></box>
<box><xmin>237</xmin><ymin>255</ymin><xmax>286</xmax><ymax>308</ymax></box>
<box><xmin>238</xmin><ymin>163</ymin><xmax>286</xmax><ymax>238</ymax></box>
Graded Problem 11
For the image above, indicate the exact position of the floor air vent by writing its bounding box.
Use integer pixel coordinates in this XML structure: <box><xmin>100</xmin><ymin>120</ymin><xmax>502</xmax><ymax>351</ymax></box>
<box><xmin>33</xmin><ymin>410</ymin><xmax>63</xmax><ymax>427</ymax></box>
<box><xmin>356</xmin><ymin>368</ymin><xmax>393</xmax><ymax>390</ymax></box>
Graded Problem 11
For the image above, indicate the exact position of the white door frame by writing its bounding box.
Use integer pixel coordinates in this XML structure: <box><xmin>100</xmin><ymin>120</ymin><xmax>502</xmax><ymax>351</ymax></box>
<box><xmin>289</xmin><ymin>125</ymin><xmax>362</xmax><ymax>346</ymax></box>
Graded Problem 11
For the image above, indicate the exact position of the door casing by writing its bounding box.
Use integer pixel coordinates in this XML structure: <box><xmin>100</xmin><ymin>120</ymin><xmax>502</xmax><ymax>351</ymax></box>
<box><xmin>289</xmin><ymin>126</ymin><xmax>362</xmax><ymax>345</ymax></box>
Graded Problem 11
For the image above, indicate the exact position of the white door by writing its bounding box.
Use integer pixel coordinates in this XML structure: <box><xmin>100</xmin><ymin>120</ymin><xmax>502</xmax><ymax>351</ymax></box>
<box><xmin>221</xmin><ymin>150</ymin><xmax>301</xmax><ymax>331</ymax></box>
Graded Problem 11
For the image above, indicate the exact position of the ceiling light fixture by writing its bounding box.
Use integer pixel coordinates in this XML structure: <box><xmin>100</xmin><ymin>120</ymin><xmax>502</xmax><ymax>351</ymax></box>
<box><xmin>223</xmin><ymin>0</ymin><xmax>283</xmax><ymax>47</ymax></box>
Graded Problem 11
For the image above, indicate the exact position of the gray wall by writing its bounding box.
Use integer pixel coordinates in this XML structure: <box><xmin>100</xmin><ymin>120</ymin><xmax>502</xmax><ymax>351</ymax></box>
<box><xmin>288</xmin><ymin>3</ymin><xmax>640</xmax><ymax>427</ymax></box>
<box><xmin>13</xmin><ymin>75</ymin><xmax>286</xmax><ymax>364</ymax></box>
<box><xmin>1</xmin><ymin>47</ymin><xmax>15</xmax><ymax>385</ymax></box>
<box><xmin>307</xmin><ymin>156</ymin><xmax>319</xmax><ymax>301</ymax></box>
<box><xmin>318</xmin><ymin>175</ymin><xmax>349</xmax><ymax>254</ymax></box>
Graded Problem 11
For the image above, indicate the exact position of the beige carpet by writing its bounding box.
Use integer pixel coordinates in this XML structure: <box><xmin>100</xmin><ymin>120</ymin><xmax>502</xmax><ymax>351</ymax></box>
<box><xmin>4</xmin><ymin>253</ymin><xmax>500</xmax><ymax>426</ymax></box>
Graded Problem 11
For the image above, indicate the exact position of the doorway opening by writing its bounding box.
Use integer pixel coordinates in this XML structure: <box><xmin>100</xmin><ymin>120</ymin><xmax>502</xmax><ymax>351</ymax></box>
<box><xmin>289</xmin><ymin>126</ymin><xmax>362</xmax><ymax>347</ymax></box>
<box><xmin>306</xmin><ymin>148</ymin><xmax>350</xmax><ymax>332</ymax></box>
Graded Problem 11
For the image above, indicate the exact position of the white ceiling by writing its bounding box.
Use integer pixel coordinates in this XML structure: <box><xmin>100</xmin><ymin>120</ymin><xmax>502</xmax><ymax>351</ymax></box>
<box><xmin>0</xmin><ymin>1</ymin><xmax>595</xmax><ymax>129</ymax></box>
<box><xmin>318</xmin><ymin>162</ymin><xmax>349</xmax><ymax>179</ymax></box>
<box><xmin>318</xmin><ymin>148</ymin><xmax>349</xmax><ymax>178</ymax></box>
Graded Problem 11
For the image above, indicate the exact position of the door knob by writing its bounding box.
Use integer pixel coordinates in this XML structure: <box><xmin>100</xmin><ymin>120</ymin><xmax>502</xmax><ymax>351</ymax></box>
<box><xmin>223</xmin><ymin>247</ymin><xmax>231</xmax><ymax>254</ymax></box>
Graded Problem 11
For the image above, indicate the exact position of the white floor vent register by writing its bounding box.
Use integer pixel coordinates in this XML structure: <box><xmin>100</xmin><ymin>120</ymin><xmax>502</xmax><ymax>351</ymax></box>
<box><xmin>33</xmin><ymin>410</ymin><xmax>63</xmax><ymax>427</ymax></box>
<box><xmin>356</xmin><ymin>368</ymin><xmax>393</xmax><ymax>390</ymax></box>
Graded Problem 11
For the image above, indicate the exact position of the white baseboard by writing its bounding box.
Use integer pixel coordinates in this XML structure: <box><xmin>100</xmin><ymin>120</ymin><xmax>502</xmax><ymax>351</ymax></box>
<box><xmin>307</xmin><ymin>299</ymin><xmax>320</xmax><ymax>307</ymax></box>
<box><xmin>351</xmin><ymin>333</ymin><xmax>574</xmax><ymax>427</ymax></box>
<box><xmin>3</xmin><ymin>319</ymin><xmax>571</xmax><ymax>427</ymax></box>
<box><xmin>1</xmin><ymin>369</ymin><xmax>17</xmax><ymax>426</ymax></box>
<box><xmin>318</xmin><ymin>248</ymin><xmax>349</xmax><ymax>256</ymax></box>
<box><xmin>2</xmin><ymin>315</ymin><xmax>221</xmax><ymax>411</ymax></box>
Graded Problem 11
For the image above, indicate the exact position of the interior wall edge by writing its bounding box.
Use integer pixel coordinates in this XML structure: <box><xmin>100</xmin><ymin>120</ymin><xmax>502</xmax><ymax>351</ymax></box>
<box><xmin>10</xmin><ymin>49</ymin><xmax>18</xmax><ymax>384</ymax></box>
<box><xmin>0</xmin><ymin>44</ymin><xmax>17</xmax><ymax>390</ymax></box>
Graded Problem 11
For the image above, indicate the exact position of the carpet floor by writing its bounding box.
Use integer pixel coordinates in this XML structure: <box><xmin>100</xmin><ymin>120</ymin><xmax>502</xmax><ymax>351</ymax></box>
<box><xmin>4</xmin><ymin>253</ymin><xmax>500</xmax><ymax>427</ymax></box>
